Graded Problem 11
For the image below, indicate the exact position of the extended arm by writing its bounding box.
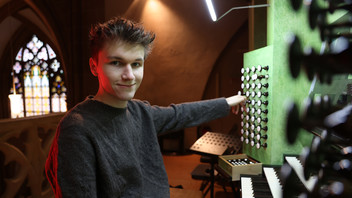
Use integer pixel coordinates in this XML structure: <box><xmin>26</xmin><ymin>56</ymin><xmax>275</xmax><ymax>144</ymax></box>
<box><xmin>149</xmin><ymin>98</ymin><xmax>231</xmax><ymax>134</ymax></box>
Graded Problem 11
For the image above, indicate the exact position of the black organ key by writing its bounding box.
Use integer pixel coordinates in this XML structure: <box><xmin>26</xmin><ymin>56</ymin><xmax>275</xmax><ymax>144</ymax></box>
<box><xmin>241</xmin><ymin>175</ymin><xmax>274</xmax><ymax>198</ymax></box>
<box><xmin>252</xmin><ymin>177</ymin><xmax>273</xmax><ymax>196</ymax></box>
<box><xmin>263</xmin><ymin>166</ymin><xmax>283</xmax><ymax>197</ymax></box>
<box><xmin>273</xmin><ymin>167</ymin><xmax>282</xmax><ymax>186</ymax></box>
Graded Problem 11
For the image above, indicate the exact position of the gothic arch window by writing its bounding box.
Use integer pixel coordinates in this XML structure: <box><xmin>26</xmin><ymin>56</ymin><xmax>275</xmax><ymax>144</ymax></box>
<box><xmin>9</xmin><ymin>35</ymin><xmax>67</xmax><ymax>118</ymax></box>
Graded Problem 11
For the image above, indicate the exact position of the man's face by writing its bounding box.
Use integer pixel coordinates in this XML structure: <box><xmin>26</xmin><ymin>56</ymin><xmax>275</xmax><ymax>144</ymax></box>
<box><xmin>91</xmin><ymin>40</ymin><xmax>145</xmax><ymax>106</ymax></box>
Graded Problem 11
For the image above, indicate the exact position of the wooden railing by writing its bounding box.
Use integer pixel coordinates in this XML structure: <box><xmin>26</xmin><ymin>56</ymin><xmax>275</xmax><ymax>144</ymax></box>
<box><xmin>0</xmin><ymin>113</ymin><xmax>64</xmax><ymax>198</ymax></box>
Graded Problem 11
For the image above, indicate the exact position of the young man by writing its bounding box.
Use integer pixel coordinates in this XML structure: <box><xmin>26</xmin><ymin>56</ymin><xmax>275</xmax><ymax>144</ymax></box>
<box><xmin>45</xmin><ymin>17</ymin><xmax>246</xmax><ymax>197</ymax></box>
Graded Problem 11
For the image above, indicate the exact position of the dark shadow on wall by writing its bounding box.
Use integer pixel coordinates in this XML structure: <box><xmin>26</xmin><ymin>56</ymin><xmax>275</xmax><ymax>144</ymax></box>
<box><xmin>199</xmin><ymin>20</ymin><xmax>249</xmax><ymax>136</ymax></box>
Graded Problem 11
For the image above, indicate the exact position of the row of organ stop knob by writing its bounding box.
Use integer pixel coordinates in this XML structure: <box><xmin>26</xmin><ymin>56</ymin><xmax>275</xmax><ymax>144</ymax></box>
<box><xmin>240</xmin><ymin>65</ymin><xmax>270</xmax><ymax>149</ymax></box>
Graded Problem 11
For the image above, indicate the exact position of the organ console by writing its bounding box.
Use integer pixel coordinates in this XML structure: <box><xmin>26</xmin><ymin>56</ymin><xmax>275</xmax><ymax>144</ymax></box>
<box><xmin>219</xmin><ymin>1</ymin><xmax>351</xmax><ymax>197</ymax></box>
<box><xmin>240</xmin><ymin>156</ymin><xmax>321</xmax><ymax>198</ymax></box>
<box><xmin>241</xmin><ymin>174</ymin><xmax>273</xmax><ymax>198</ymax></box>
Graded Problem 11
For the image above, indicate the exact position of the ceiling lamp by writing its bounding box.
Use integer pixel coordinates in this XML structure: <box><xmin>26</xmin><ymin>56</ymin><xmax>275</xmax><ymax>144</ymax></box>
<box><xmin>205</xmin><ymin>0</ymin><xmax>270</xmax><ymax>22</ymax></box>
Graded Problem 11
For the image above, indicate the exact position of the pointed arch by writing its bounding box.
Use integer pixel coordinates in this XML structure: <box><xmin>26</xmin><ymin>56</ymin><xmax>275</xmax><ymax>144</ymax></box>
<box><xmin>0</xmin><ymin>0</ymin><xmax>69</xmax><ymax>118</ymax></box>
<box><xmin>9</xmin><ymin>35</ymin><xmax>67</xmax><ymax>118</ymax></box>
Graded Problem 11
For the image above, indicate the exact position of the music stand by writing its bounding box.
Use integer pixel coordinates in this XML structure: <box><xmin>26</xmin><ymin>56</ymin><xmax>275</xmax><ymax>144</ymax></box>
<box><xmin>190</xmin><ymin>132</ymin><xmax>240</xmax><ymax>198</ymax></box>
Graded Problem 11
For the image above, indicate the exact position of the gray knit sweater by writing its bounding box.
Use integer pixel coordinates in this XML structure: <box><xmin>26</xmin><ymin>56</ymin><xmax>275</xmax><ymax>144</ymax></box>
<box><xmin>45</xmin><ymin>96</ymin><xmax>230</xmax><ymax>197</ymax></box>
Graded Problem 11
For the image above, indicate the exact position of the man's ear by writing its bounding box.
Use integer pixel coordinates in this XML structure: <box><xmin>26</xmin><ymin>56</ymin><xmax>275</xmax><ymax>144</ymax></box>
<box><xmin>89</xmin><ymin>57</ymin><xmax>98</xmax><ymax>76</ymax></box>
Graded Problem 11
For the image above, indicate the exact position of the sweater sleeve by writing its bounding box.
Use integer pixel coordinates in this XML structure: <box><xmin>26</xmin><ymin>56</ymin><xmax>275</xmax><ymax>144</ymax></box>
<box><xmin>148</xmin><ymin>98</ymin><xmax>231</xmax><ymax>134</ymax></box>
<box><xmin>46</xmin><ymin>122</ymin><xmax>98</xmax><ymax>198</ymax></box>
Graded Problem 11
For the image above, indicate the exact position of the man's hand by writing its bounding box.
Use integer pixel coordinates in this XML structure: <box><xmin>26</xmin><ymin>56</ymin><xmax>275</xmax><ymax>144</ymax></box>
<box><xmin>226</xmin><ymin>95</ymin><xmax>247</xmax><ymax>114</ymax></box>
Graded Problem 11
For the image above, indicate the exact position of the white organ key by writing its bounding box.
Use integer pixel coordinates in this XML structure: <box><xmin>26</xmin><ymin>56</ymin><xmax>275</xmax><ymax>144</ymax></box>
<box><xmin>263</xmin><ymin>167</ymin><xmax>282</xmax><ymax>198</ymax></box>
<box><xmin>241</xmin><ymin>177</ymin><xmax>254</xmax><ymax>198</ymax></box>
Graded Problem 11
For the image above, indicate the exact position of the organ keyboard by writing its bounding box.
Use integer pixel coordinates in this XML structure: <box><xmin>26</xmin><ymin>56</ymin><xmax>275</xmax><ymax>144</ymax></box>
<box><xmin>263</xmin><ymin>167</ymin><xmax>282</xmax><ymax>198</ymax></box>
<box><xmin>241</xmin><ymin>175</ymin><xmax>274</xmax><ymax>198</ymax></box>
<box><xmin>240</xmin><ymin>156</ymin><xmax>314</xmax><ymax>198</ymax></box>
<box><xmin>284</xmin><ymin>156</ymin><xmax>318</xmax><ymax>192</ymax></box>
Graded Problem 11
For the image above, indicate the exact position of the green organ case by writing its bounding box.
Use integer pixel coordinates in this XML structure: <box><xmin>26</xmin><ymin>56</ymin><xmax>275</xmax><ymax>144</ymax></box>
<box><xmin>240</xmin><ymin>0</ymin><xmax>351</xmax><ymax>165</ymax></box>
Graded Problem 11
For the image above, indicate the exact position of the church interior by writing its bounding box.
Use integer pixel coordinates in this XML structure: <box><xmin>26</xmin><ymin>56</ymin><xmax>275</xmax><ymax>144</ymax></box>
<box><xmin>0</xmin><ymin>0</ymin><xmax>351</xmax><ymax>197</ymax></box>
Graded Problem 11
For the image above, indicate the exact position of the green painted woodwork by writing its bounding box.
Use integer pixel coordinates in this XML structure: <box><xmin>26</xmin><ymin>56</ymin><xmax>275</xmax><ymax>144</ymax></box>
<box><xmin>242</xmin><ymin>0</ymin><xmax>350</xmax><ymax>165</ymax></box>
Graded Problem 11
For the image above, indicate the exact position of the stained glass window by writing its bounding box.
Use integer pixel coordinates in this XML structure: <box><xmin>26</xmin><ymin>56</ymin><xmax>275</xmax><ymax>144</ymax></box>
<box><xmin>9</xmin><ymin>35</ymin><xmax>67</xmax><ymax>118</ymax></box>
